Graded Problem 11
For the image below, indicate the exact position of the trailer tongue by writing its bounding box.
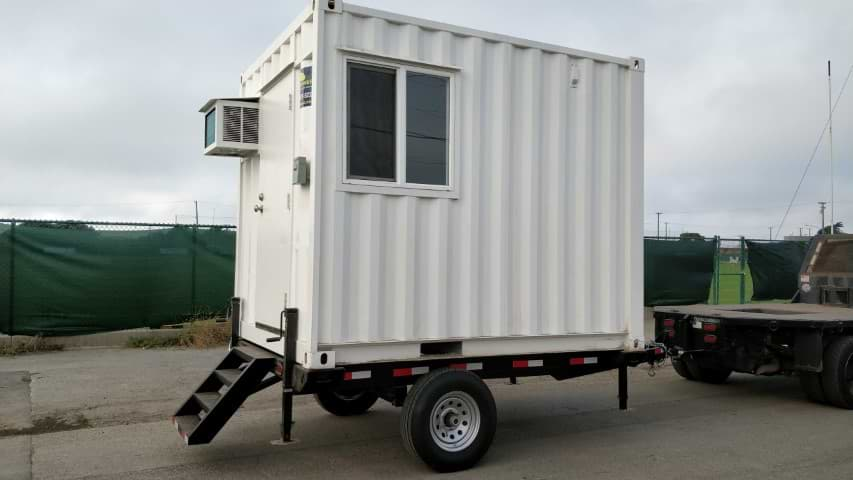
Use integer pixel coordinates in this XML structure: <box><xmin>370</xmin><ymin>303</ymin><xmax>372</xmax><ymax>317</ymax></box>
<box><xmin>655</xmin><ymin>234</ymin><xmax>853</xmax><ymax>408</ymax></box>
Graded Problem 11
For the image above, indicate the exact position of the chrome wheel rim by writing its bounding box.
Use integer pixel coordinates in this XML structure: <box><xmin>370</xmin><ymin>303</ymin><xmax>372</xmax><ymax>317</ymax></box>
<box><xmin>429</xmin><ymin>391</ymin><xmax>480</xmax><ymax>452</ymax></box>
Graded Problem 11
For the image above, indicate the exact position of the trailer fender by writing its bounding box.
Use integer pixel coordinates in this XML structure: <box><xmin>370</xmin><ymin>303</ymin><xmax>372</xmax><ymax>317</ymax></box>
<box><xmin>794</xmin><ymin>330</ymin><xmax>823</xmax><ymax>373</ymax></box>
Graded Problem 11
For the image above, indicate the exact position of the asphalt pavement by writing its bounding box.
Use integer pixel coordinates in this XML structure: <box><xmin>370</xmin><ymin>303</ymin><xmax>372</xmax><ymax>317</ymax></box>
<box><xmin>1</xmin><ymin>347</ymin><xmax>851</xmax><ymax>480</ymax></box>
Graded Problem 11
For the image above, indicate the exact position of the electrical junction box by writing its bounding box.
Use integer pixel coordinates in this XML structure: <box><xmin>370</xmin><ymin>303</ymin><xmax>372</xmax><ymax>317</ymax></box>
<box><xmin>293</xmin><ymin>157</ymin><xmax>309</xmax><ymax>185</ymax></box>
<box><xmin>199</xmin><ymin>98</ymin><xmax>260</xmax><ymax>157</ymax></box>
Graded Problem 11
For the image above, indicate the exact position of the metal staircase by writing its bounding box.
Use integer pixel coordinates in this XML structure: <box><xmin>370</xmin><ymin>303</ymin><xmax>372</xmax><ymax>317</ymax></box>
<box><xmin>173</xmin><ymin>343</ymin><xmax>280</xmax><ymax>445</ymax></box>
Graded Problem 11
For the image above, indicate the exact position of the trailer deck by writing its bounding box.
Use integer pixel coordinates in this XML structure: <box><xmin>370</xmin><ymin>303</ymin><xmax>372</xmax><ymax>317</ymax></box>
<box><xmin>655</xmin><ymin>303</ymin><xmax>853</xmax><ymax>325</ymax></box>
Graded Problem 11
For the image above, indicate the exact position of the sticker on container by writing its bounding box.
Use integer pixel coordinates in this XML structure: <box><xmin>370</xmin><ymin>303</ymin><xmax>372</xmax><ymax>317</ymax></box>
<box><xmin>299</xmin><ymin>63</ymin><xmax>312</xmax><ymax>108</ymax></box>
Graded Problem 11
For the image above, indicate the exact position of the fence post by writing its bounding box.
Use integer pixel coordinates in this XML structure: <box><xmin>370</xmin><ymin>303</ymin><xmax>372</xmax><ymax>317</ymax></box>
<box><xmin>191</xmin><ymin>226</ymin><xmax>197</xmax><ymax>317</ymax></box>
<box><xmin>713</xmin><ymin>236</ymin><xmax>721</xmax><ymax>305</ymax></box>
<box><xmin>739</xmin><ymin>236</ymin><xmax>747</xmax><ymax>304</ymax></box>
<box><xmin>8</xmin><ymin>220</ymin><xmax>15</xmax><ymax>336</ymax></box>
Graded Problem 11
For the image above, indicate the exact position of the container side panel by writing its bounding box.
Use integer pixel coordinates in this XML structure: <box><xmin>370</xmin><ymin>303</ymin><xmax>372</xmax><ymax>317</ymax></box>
<box><xmin>316</xmin><ymin>11</ymin><xmax>643</xmax><ymax>348</ymax></box>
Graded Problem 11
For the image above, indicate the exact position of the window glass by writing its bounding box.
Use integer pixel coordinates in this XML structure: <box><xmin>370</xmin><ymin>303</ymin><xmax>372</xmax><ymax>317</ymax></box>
<box><xmin>204</xmin><ymin>109</ymin><xmax>216</xmax><ymax>147</ymax></box>
<box><xmin>347</xmin><ymin>63</ymin><xmax>396</xmax><ymax>181</ymax></box>
<box><xmin>406</xmin><ymin>72</ymin><xmax>448</xmax><ymax>185</ymax></box>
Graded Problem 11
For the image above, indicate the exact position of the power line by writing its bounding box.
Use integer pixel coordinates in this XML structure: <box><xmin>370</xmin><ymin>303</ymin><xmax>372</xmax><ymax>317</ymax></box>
<box><xmin>775</xmin><ymin>62</ymin><xmax>853</xmax><ymax>239</ymax></box>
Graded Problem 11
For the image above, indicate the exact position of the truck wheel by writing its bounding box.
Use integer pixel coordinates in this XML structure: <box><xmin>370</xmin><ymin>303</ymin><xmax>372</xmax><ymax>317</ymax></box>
<box><xmin>400</xmin><ymin>368</ymin><xmax>497</xmax><ymax>472</ymax></box>
<box><xmin>799</xmin><ymin>372</ymin><xmax>827</xmax><ymax>404</ymax></box>
<box><xmin>671</xmin><ymin>357</ymin><xmax>695</xmax><ymax>380</ymax></box>
<box><xmin>684</xmin><ymin>358</ymin><xmax>732</xmax><ymax>384</ymax></box>
<box><xmin>314</xmin><ymin>388</ymin><xmax>378</xmax><ymax>416</ymax></box>
<box><xmin>821</xmin><ymin>337</ymin><xmax>853</xmax><ymax>409</ymax></box>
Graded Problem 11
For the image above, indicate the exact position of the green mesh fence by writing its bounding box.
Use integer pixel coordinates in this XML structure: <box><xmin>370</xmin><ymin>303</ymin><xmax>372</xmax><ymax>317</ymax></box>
<box><xmin>0</xmin><ymin>221</ymin><xmax>235</xmax><ymax>336</ymax></box>
<box><xmin>746</xmin><ymin>240</ymin><xmax>809</xmax><ymax>301</ymax></box>
<box><xmin>645</xmin><ymin>238</ymin><xmax>717</xmax><ymax>306</ymax></box>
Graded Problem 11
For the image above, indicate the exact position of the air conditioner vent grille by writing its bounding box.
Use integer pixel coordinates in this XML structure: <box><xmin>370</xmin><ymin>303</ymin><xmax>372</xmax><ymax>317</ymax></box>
<box><xmin>223</xmin><ymin>106</ymin><xmax>242</xmax><ymax>142</ymax></box>
<box><xmin>242</xmin><ymin>107</ymin><xmax>259</xmax><ymax>144</ymax></box>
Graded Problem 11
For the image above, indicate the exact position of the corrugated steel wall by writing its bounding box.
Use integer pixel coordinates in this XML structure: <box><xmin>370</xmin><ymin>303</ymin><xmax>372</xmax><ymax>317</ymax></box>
<box><xmin>315</xmin><ymin>7</ymin><xmax>644</xmax><ymax>348</ymax></box>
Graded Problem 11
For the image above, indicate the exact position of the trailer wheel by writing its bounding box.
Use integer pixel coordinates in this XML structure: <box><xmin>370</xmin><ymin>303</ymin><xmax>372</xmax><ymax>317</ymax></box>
<box><xmin>799</xmin><ymin>372</ymin><xmax>827</xmax><ymax>404</ymax></box>
<box><xmin>400</xmin><ymin>368</ymin><xmax>496</xmax><ymax>472</ymax></box>
<box><xmin>821</xmin><ymin>337</ymin><xmax>853</xmax><ymax>409</ymax></box>
<box><xmin>671</xmin><ymin>357</ymin><xmax>695</xmax><ymax>380</ymax></box>
<box><xmin>314</xmin><ymin>388</ymin><xmax>378</xmax><ymax>416</ymax></box>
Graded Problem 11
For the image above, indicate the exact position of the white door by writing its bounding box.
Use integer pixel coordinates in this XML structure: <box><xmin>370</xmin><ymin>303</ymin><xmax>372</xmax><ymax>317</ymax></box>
<box><xmin>240</xmin><ymin>70</ymin><xmax>295</xmax><ymax>353</ymax></box>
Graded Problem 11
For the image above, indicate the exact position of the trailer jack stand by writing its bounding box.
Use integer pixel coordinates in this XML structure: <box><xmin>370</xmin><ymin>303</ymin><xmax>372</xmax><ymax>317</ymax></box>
<box><xmin>618</xmin><ymin>363</ymin><xmax>628</xmax><ymax>410</ymax></box>
<box><xmin>273</xmin><ymin>308</ymin><xmax>299</xmax><ymax>445</ymax></box>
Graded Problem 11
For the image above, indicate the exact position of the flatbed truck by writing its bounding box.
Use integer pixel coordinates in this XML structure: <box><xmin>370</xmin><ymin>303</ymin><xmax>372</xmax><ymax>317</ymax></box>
<box><xmin>655</xmin><ymin>234</ymin><xmax>853</xmax><ymax>409</ymax></box>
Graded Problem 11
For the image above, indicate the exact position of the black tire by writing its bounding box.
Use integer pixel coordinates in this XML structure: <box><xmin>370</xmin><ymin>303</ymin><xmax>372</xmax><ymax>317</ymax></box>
<box><xmin>671</xmin><ymin>357</ymin><xmax>695</xmax><ymax>380</ymax></box>
<box><xmin>820</xmin><ymin>337</ymin><xmax>853</xmax><ymax>409</ymax></box>
<box><xmin>314</xmin><ymin>387</ymin><xmax>378</xmax><ymax>416</ymax></box>
<box><xmin>799</xmin><ymin>372</ymin><xmax>827</xmax><ymax>404</ymax></box>
<box><xmin>400</xmin><ymin>368</ymin><xmax>497</xmax><ymax>473</ymax></box>
<box><xmin>684</xmin><ymin>357</ymin><xmax>732</xmax><ymax>384</ymax></box>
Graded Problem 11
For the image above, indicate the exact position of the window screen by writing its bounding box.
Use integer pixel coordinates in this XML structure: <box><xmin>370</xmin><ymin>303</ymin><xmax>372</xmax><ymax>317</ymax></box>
<box><xmin>406</xmin><ymin>72</ymin><xmax>448</xmax><ymax>185</ymax></box>
<box><xmin>347</xmin><ymin>63</ymin><xmax>396</xmax><ymax>181</ymax></box>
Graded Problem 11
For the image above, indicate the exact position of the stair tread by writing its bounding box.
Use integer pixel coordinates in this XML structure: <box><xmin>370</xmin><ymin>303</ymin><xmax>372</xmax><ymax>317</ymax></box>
<box><xmin>233</xmin><ymin>343</ymin><xmax>277</xmax><ymax>361</ymax></box>
<box><xmin>194</xmin><ymin>392</ymin><xmax>221</xmax><ymax>412</ymax></box>
<box><xmin>215</xmin><ymin>369</ymin><xmax>242</xmax><ymax>386</ymax></box>
<box><xmin>174</xmin><ymin>415</ymin><xmax>200</xmax><ymax>441</ymax></box>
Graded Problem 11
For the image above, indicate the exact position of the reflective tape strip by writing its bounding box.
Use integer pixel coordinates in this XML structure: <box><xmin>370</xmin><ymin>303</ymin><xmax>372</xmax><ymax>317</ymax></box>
<box><xmin>513</xmin><ymin>359</ymin><xmax>543</xmax><ymax>368</ymax></box>
<box><xmin>450</xmin><ymin>363</ymin><xmax>483</xmax><ymax>371</ymax></box>
<box><xmin>393</xmin><ymin>366</ymin><xmax>430</xmax><ymax>377</ymax></box>
<box><xmin>570</xmin><ymin>357</ymin><xmax>598</xmax><ymax>365</ymax></box>
<box><xmin>344</xmin><ymin>370</ymin><xmax>371</xmax><ymax>380</ymax></box>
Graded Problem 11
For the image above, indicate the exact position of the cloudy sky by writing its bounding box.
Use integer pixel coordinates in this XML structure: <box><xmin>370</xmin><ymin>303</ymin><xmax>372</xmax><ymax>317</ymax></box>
<box><xmin>1</xmin><ymin>0</ymin><xmax>851</xmax><ymax>239</ymax></box>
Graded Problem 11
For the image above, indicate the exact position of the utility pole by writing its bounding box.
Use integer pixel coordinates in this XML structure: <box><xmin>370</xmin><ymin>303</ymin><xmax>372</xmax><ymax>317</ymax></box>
<box><xmin>664</xmin><ymin>222</ymin><xmax>669</xmax><ymax>239</ymax></box>
<box><xmin>769</xmin><ymin>226</ymin><xmax>773</xmax><ymax>240</ymax></box>
<box><xmin>799</xmin><ymin>227</ymin><xmax>803</xmax><ymax>237</ymax></box>
<box><xmin>827</xmin><ymin>61</ymin><xmax>835</xmax><ymax>234</ymax></box>
<box><xmin>819</xmin><ymin>201</ymin><xmax>827</xmax><ymax>233</ymax></box>
<box><xmin>656</xmin><ymin>212</ymin><xmax>662</xmax><ymax>239</ymax></box>
<box><xmin>194</xmin><ymin>200</ymin><xmax>200</xmax><ymax>226</ymax></box>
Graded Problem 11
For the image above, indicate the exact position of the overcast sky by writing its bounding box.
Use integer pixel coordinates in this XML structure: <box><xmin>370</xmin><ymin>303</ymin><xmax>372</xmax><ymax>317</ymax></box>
<box><xmin>1</xmin><ymin>0</ymin><xmax>851</xmax><ymax>239</ymax></box>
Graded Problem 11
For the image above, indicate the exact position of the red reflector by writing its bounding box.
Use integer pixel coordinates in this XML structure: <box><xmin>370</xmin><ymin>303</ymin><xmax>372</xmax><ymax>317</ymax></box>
<box><xmin>703</xmin><ymin>323</ymin><xmax>718</xmax><ymax>332</ymax></box>
<box><xmin>343</xmin><ymin>371</ymin><xmax>353</xmax><ymax>381</ymax></box>
<box><xmin>393</xmin><ymin>368</ymin><xmax>412</xmax><ymax>377</ymax></box>
<box><xmin>569</xmin><ymin>358</ymin><xmax>585</xmax><ymax>366</ymax></box>
<box><xmin>655</xmin><ymin>347</ymin><xmax>664</xmax><ymax>355</ymax></box>
<box><xmin>449</xmin><ymin>363</ymin><xmax>466</xmax><ymax>370</ymax></box>
<box><xmin>662</xmin><ymin>319</ymin><xmax>675</xmax><ymax>327</ymax></box>
<box><xmin>703</xmin><ymin>335</ymin><xmax>717</xmax><ymax>344</ymax></box>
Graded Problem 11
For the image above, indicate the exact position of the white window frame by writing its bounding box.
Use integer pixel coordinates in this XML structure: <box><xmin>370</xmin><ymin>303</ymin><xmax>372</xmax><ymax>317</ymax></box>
<box><xmin>338</xmin><ymin>53</ymin><xmax>459</xmax><ymax>199</ymax></box>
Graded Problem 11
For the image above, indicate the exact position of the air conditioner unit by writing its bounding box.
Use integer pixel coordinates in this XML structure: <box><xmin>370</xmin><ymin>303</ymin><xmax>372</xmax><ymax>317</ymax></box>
<box><xmin>199</xmin><ymin>98</ymin><xmax>260</xmax><ymax>157</ymax></box>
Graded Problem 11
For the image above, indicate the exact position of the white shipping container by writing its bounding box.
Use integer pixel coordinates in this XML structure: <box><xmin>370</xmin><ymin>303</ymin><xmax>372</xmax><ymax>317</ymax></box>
<box><xmin>224</xmin><ymin>0</ymin><xmax>644</xmax><ymax>368</ymax></box>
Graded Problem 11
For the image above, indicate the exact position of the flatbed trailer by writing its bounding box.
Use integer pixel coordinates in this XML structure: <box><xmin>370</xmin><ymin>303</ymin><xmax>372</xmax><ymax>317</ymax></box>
<box><xmin>174</xmin><ymin>305</ymin><xmax>663</xmax><ymax>471</ymax></box>
<box><xmin>655</xmin><ymin>234</ymin><xmax>853</xmax><ymax>409</ymax></box>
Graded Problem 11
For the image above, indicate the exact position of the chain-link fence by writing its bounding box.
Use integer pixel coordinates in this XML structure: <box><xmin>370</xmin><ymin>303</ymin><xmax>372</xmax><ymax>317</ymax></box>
<box><xmin>1</xmin><ymin>219</ymin><xmax>236</xmax><ymax>336</ymax></box>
